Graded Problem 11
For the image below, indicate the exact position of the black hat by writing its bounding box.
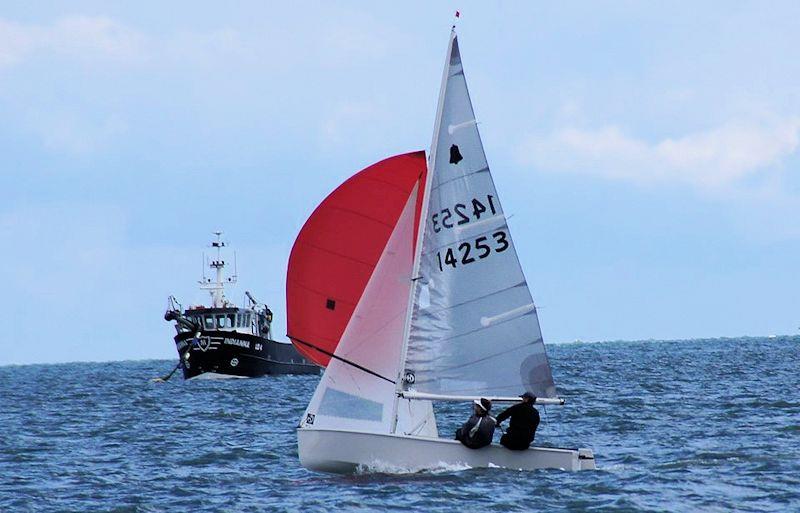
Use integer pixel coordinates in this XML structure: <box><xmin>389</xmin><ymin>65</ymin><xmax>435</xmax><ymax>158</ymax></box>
<box><xmin>520</xmin><ymin>391</ymin><xmax>536</xmax><ymax>402</ymax></box>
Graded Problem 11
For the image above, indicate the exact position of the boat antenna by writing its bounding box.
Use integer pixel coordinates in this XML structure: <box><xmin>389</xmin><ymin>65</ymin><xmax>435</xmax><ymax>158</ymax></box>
<box><xmin>199</xmin><ymin>231</ymin><xmax>236</xmax><ymax>307</ymax></box>
<box><xmin>233</xmin><ymin>250</ymin><xmax>238</xmax><ymax>283</ymax></box>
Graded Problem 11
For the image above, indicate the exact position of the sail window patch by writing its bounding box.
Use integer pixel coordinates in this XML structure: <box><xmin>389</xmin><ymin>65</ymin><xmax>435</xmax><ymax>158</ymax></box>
<box><xmin>318</xmin><ymin>388</ymin><xmax>383</xmax><ymax>422</ymax></box>
<box><xmin>449</xmin><ymin>144</ymin><xmax>463</xmax><ymax>164</ymax></box>
<box><xmin>326</xmin><ymin>298</ymin><xmax>336</xmax><ymax>310</ymax></box>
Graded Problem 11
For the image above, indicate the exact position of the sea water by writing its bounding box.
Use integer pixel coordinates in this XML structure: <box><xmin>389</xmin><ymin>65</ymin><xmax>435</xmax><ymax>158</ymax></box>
<box><xmin>1</xmin><ymin>336</ymin><xmax>798</xmax><ymax>512</ymax></box>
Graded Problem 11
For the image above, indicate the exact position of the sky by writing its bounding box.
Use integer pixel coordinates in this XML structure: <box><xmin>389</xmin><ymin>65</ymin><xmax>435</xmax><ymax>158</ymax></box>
<box><xmin>2</xmin><ymin>1</ymin><xmax>799</xmax><ymax>365</ymax></box>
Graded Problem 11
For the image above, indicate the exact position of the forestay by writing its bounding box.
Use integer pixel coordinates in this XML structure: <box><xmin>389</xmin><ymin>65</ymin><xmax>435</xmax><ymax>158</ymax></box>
<box><xmin>402</xmin><ymin>32</ymin><xmax>557</xmax><ymax>398</ymax></box>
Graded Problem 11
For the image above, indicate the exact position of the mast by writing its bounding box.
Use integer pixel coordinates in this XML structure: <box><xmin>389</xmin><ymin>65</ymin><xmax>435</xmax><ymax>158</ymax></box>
<box><xmin>199</xmin><ymin>231</ymin><xmax>237</xmax><ymax>308</ymax></box>
<box><xmin>390</xmin><ymin>29</ymin><xmax>457</xmax><ymax>433</ymax></box>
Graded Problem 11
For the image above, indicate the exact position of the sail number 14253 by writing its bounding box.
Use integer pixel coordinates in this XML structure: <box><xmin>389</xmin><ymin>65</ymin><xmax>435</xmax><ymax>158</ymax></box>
<box><xmin>436</xmin><ymin>231</ymin><xmax>509</xmax><ymax>271</ymax></box>
<box><xmin>431</xmin><ymin>195</ymin><xmax>498</xmax><ymax>233</ymax></box>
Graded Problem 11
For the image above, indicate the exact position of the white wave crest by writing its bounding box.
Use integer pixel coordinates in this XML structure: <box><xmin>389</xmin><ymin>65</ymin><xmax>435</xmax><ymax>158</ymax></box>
<box><xmin>355</xmin><ymin>460</ymin><xmax>472</xmax><ymax>475</ymax></box>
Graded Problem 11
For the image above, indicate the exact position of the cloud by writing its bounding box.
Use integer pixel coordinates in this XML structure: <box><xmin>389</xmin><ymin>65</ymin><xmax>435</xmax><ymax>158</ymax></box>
<box><xmin>0</xmin><ymin>16</ymin><xmax>147</xmax><ymax>68</ymax></box>
<box><xmin>0</xmin><ymin>13</ymin><xmax>414</xmax><ymax>157</ymax></box>
<box><xmin>23</xmin><ymin>110</ymin><xmax>128</xmax><ymax>154</ymax></box>
<box><xmin>520</xmin><ymin>118</ymin><xmax>800</xmax><ymax>194</ymax></box>
<box><xmin>0</xmin><ymin>12</ymin><xmax>404</xmax><ymax>72</ymax></box>
<box><xmin>0</xmin><ymin>201</ymin><xmax>200</xmax><ymax>364</ymax></box>
<box><xmin>316</xmin><ymin>22</ymin><xmax>390</xmax><ymax>68</ymax></box>
<box><xmin>0</xmin><ymin>18</ymin><xmax>32</xmax><ymax>67</ymax></box>
<box><xmin>320</xmin><ymin>99</ymin><xmax>384</xmax><ymax>146</ymax></box>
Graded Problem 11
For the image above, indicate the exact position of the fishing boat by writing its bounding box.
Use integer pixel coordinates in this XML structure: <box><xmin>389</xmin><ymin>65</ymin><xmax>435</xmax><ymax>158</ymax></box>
<box><xmin>163</xmin><ymin>232</ymin><xmax>318</xmax><ymax>380</ymax></box>
<box><xmin>288</xmin><ymin>29</ymin><xmax>595</xmax><ymax>472</ymax></box>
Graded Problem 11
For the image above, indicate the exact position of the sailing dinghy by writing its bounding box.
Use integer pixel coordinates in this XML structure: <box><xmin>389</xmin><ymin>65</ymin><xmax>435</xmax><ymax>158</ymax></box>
<box><xmin>288</xmin><ymin>29</ymin><xmax>595</xmax><ymax>473</ymax></box>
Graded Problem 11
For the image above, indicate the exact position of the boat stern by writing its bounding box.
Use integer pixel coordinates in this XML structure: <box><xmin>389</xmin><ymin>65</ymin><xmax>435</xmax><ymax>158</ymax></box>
<box><xmin>578</xmin><ymin>448</ymin><xmax>596</xmax><ymax>470</ymax></box>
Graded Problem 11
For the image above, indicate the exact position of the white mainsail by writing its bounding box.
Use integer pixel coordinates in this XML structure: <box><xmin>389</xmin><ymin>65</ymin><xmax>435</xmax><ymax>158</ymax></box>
<box><xmin>402</xmin><ymin>31</ymin><xmax>557</xmax><ymax>399</ymax></box>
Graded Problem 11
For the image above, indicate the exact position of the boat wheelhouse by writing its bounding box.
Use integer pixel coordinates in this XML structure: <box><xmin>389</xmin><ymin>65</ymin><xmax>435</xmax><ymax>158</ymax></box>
<box><xmin>179</xmin><ymin>306</ymin><xmax>270</xmax><ymax>338</ymax></box>
<box><xmin>164</xmin><ymin>232</ymin><xmax>318</xmax><ymax>380</ymax></box>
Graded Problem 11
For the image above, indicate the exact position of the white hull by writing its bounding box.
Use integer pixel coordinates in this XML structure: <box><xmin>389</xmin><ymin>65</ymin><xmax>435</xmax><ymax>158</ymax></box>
<box><xmin>298</xmin><ymin>428</ymin><xmax>595</xmax><ymax>474</ymax></box>
<box><xmin>186</xmin><ymin>371</ymin><xmax>248</xmax><ymax>381</ymax></box>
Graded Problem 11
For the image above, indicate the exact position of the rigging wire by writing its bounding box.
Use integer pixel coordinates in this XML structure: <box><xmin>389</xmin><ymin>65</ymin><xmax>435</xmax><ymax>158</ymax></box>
<box><xmin>288</xmin><ymin>335</ymin><xmax>396</xmax><ymax>385</ymax></box>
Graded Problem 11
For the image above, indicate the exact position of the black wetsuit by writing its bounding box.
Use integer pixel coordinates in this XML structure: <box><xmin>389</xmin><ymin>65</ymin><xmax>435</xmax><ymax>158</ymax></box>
<box><xmin>455</xmin><ymin>414</ymin><xmax>496</xmax><ymax>449</ymax></box>
<box><xmin>496</xmin><ymin>402</ymin><xmax>540</xmax><ymax>450</ymax></box>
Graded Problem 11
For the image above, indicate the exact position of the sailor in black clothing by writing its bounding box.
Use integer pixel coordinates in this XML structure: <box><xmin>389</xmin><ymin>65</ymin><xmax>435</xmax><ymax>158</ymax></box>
<box><xmin>495</xmin><ymin>391</ymin><xmax>540</xmax><ymax>450</ymax></box>
<box><xmin>455</xmin><ymin>398</ymin><xmax>495</xmax><ymax>449</ymax></box>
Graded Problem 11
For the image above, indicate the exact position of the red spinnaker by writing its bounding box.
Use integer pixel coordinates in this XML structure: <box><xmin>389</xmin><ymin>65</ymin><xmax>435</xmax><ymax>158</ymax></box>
<box><xmin>287</xmin><ymin>151</ymin><xmax>427</xmax><ymax>367</ymax></box>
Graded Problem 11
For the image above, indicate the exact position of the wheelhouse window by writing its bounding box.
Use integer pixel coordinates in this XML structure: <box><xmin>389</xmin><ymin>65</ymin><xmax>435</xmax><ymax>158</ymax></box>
<box><xmin>227</xmin><ymin>314</ymin><xmax>235</xmax><ymax>328</ymax></box>
<box><xmin>216</xmin><ymin>315</ymin><xmax>226</xmax><ymax>329</ymax></box>
<box><xmin>204</xmin><ymin>316</ymin><xmax>214</xmax><ymax>330</ymax></box>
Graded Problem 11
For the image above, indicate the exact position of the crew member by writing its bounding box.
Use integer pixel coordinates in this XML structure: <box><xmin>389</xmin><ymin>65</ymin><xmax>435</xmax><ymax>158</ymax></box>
<box><xmin>455</xmin><ymin>398</ymin><xmax>495</xmax><ymax>449</ymax></box>
<box><xmin>495</xmin><ymin>391</ymin><xmax>540</xmax><ymax>450</ymax></box>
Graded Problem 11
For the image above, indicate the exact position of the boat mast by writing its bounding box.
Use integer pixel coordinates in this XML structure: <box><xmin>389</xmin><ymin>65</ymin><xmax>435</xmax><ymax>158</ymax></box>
<box><xmin>199</xmin><ymin>231</ymin><xmax>237</xmax><ymax>308</ymax></box>
<box><xmin>390</xmin><ymin>28</ymin><xmax>457</xmax><ymax>434</ymax></box>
